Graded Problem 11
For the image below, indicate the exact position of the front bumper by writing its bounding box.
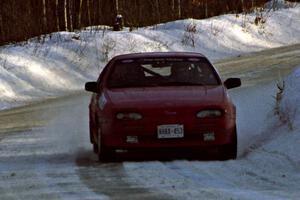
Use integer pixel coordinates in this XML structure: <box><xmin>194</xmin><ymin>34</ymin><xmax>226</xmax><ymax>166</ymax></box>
<box><xmin>101</xmin><ymin>119</ymin><xmax>236</xmax><ymax>149</ymax></box>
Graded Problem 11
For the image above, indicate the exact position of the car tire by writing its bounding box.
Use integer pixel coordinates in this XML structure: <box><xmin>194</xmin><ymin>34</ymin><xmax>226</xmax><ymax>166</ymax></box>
<box><xmin>90</xmin><ymin>116</ymin><xmax>97</xmax><ymax>153</ymax></box>
<box><xmin>219</xmin><ymin>127</ymin><xmax>237</xmax><ymax>160</ymax></box>
<box><xmin>93</xmin><ymin>143</ymin><xmax>98</xmax><ymax>153</ymax></box>
<box><xmin>89</xmin><ymin>119</ymin><xmax>94</xmax><ymax>144</ymax></box>
<box><xmin>97</xmin><ymin>127</ymin><xmax>115</xmax><ymax>162</ymax></box>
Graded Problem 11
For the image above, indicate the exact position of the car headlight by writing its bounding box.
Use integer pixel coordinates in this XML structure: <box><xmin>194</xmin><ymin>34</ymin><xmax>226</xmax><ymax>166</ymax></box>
<box><xmin>196</xmin><ymin>110</ymin><xmax>222</xmax><ymax>118</ymax></box>
<box><xmin>116</xmin><ymin>112</ymin><xmax>143</xmax><ymax>120</ymax></box>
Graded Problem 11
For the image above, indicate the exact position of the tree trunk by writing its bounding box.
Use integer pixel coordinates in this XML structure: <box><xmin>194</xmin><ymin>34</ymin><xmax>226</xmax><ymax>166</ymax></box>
<box><xmin>78</xmin><ymin>0</ymin><xmax>83</xmax><ymax>28</ymax></box>
<box><xmin>115</xmin><ymin>0</ymin><xmax>119</xmax><ymax>14</ymax></box>
<box><xmin>241</xmin><ymin>0</ymin><xmax>245</xmax><ymax>12</ymax></box>
<box><xmin>87</xmin><ymin>0</ymin><xmax>91</xmax><ymax>25</ymax></box>
<box><xmin>171</xmin><ymin>0</ymin><xmax>175</xmax><ymax>18</ymax></box>
<box><xmin>55</xmin><ymin>0</ymin><xmax>60</xmax><ymax>31</ymax></box>
<box><xmin>42</xmin><ymin>0</ymin><xmax>47</xmax><ymax>32</ymax></box>
<box><xmin>93</xmin><ymin>0</ymin><xmax>97</xmax><ymax>25</ymax></box>
<box><xmin>64</xmin><ymin>0</ymin><xmax>68</xmax><ymax>31</ymax></box>
<box><xmin>177</xmin><ymin>0</ymin><xmax>181</xmax><ymax>19</ymax></box>
<box><xmin>68</xmin><ymin>0</ymin><xmax>73</xmax><ymax>31</ymax></box>
<box><xmin>205</xmin><ymin>0</ymin><xmax>208</xmax><ymax>18</ymax></box>
<box><xmin>98</xmin><ymin>0</ymin><xmax>102</xmax><ymax>24</ymax></box>
<box><xmin>0</xmin><ymin>12</ymin><xmax>3</xmax><ymax>41</ymax></box>
<box><xmin>155</xmin><ymin>0</ymin><xmax>160</xmax><ymax>23</ymax></box>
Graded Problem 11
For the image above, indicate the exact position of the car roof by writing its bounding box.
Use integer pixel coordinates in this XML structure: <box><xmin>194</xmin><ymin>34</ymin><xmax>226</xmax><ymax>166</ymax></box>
<box><xmin>112</xmin><ymin>52</ymin><xmax>206</xmax><ymax>60</ymax></box>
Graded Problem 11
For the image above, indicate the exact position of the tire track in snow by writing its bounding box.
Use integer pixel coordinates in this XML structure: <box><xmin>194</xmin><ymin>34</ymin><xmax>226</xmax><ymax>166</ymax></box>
<box><xmin>123</xmin><ymin>161</ymin><xmax>227</xmax><ymax>200</ymax></box>
<box><xmin>0</xmin><ymin>129</ymin><xmax>105</xmax><ymax>200</ymax></box>
<box><xmin>76</xmin><ymin>153</ymin><xmax>174</xmax><ymax>200</ymax></box>
<box><xmin>0</xmin><ymin>93</ymin><xmax>176</xmax><ymax>200</ymax></box>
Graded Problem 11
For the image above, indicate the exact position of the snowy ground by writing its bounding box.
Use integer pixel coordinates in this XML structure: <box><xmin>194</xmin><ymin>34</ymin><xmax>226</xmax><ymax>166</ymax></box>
<box><xmin>0</xmin><ymin>2</ymin><xmax>300</xmax><ymax>200</ymax></box>
<box><xmin>0</xmin><ymin>3</ymin><xmax>299</xmax><ymax>110</ymax></box>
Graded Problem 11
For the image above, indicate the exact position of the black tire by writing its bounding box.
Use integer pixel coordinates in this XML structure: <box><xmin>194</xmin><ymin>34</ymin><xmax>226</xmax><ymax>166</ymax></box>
<box><xmin>93</xmin><ymin>143</ymin><xmax>98</xmax><ymax>154</ymax></box>
<box><xmin>90</xmin><ymin>119</ymin><xmax>98</xmax><ymax>154</ymax></box>
<box><xmin>89</xmin><ymin>120</ymin><xmax>94</xmax><ymax>144</ymax></box>
<box><xmin>219</xmin><ymin>127</ymin><xmax>237</xmax><ymax>160</ymax></box>
<box><xmin>97</xmin><ymin>127</ymin><xmax>115</xmax><ymax>162</ymax></box>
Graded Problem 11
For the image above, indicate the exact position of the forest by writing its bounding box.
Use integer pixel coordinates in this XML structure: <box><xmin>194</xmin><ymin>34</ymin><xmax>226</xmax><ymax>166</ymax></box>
<box><xmin>0</xmin><ymin>0</ymin><xmax>272</xmax><ymax>45</ymax></box>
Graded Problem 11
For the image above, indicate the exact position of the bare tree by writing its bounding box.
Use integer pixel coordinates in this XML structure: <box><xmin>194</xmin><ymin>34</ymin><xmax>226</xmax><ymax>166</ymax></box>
<box><xmin>0</xmin><ymin>0</ymin><xmax>271</xmax><ymax>45</ymax></box>
<box><xmin>68</xmin><ymin>0</ymin><xmax>73</xmax><ymax>31</ymax></box>
<box><xmin>171</xmin><ymin>0</ymin><xmax>175</xmax><ymax>18</ymax></box>
<box><xmin>115</xmin><ymin>0</ymin><xmax>119</xmax><ymax>14</ymax></box>
<box><xmin>177</xmin><ymin>0</ymin><xmax>181</xmax><ymax>19</ymax></box>
<box><xmin>155</xmin><ymin>0</ymin><xmax>160</xmax><ymax>23</ymax></box>
<box><xmin>64</xmin><ymin>0</ymin><xmax>68</xmax><ymax>31</ymax></box>
<box><xmin>0</xmin><ymin>8</ymin><xmax>4</xmax><ymax>41</ymax></box>
<box><xmin>205</xmin><ymin>0</ymin><xmax>208</xmax><ymax>18</ymax></box>
<box><xmin>55</xmin><ymin>0</ymin><xmax>60</xmax><ymax>31</ymax></box>
<box><xmin>93</xmin><ymin>0</ymin><xmax>98</xmax><ymax>25</ymax></box>
<box><xmin>241</xmin><ymin>0</ymin><xmax>245</xmax><ymax>12</ymax></box>
<box><xmin>87</xmin><ymin>0</ymin><xmax>91</xmax><ymax>25</ymax></box>
<box><xmin>98</xmin><ymin>0</ymin><xmax>102</xmax><ymax>24</ymax></box>
<box><xmin>42</xmin><ymin>0</ymin><xmax>47</xmax><ymax>32</ymax></box>
<box><xmin>78</xmin><ymin>0</ymin><xmax>83</xmax><ymax>28</ymax></box>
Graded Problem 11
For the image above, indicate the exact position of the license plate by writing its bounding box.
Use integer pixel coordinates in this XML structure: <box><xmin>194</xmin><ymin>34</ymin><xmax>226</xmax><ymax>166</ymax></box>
<box><xmin>157</xmin><ymin>124</ymin><xmax>184</xmax><ymax>139</ymax></box>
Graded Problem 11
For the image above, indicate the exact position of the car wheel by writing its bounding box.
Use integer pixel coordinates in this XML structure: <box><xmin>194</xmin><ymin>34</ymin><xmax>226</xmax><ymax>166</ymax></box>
<box><xmin>89</xmin><ymin>119</ymin><xmax>94</xmax><ymax>144</ymax></box>
<box><xmin>219</xmin><ymin>127</ymin><xmax>237</xmax><ymax>160</ymax></box>
<box><xmin>93</xmin><ymin>143</ymin><xmax>98</xmax><ymax>153</ymax></box>
<box><xmin>97</xmin><ymin>127</ymin><xmax>115</xmax><ymax>162</ymax></box>
<box><xmin>91</xmin><ymin>121</ymin><xmax>98</xmax><ymax>153</ymax></box>
<box><xmin>90</xmin><ymin>117</ymin><xmax>98</xmax><ymax>153</ymax></box>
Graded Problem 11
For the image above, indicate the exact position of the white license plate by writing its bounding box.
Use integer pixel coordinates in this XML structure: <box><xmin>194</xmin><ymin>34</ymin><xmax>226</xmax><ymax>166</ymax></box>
<box><xmin>157</xmin><ymin>124</ymin><xmax>184</xmax><ymax>139</ymax></box>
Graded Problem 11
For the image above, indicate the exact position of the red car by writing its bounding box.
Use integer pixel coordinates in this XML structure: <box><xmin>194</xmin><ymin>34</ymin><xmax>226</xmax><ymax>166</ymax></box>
<box><xmin>85</xmin><ymin>52</ymin><xmax>241</xmax><ymax>161</ymax></box>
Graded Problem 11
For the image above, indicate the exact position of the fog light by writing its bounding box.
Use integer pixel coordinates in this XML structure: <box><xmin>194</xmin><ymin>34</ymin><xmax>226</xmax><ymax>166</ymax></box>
<box><xmin>203</xmin><ymin>132</ymin><xmax>215</xmax><ymax>141</ymax></box>
<box><xmin>126</xmin><ymin>136</ymin><xmax>138</xmax><ymax>143</ymax></box>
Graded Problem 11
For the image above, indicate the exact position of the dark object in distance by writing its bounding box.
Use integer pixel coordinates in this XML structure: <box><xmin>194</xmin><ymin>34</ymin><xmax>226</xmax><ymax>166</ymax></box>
<box><xmin>113</xmin><ymin>14</ymin><xmax>123</xmax><ymax>31</ymax></box>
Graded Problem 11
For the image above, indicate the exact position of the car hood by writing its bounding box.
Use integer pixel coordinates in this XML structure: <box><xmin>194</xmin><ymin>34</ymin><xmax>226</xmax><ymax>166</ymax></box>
<box><xmin>106</xmin><ymin>86</ymin><xmax>225</xmax><ymax>108</ymax></box>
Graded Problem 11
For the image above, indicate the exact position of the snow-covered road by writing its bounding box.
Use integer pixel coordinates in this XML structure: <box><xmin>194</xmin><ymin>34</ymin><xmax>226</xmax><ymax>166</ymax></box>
<box><xmin>1</xmin><ymin>46</ymin><xmax>300</xmax><ymax>200</ymax></box>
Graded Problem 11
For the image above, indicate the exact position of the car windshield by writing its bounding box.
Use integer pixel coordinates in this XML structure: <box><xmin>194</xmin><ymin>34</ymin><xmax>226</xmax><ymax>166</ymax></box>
<box><xmin>108</xmin><ymin>57</ymin><xmax>220</xmax><ymax>88</ymax></box>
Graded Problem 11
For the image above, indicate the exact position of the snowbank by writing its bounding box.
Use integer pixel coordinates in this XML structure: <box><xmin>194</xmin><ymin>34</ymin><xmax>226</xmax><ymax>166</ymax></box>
<box><xmin>264</xmin><ymin>65</ymin><xmax>300</xmax><ymax>162</ymax></box>
<box><xmin>0</xmin><ymin>5</ymin><xmax>299</xmax><ymax>110</ymax></box>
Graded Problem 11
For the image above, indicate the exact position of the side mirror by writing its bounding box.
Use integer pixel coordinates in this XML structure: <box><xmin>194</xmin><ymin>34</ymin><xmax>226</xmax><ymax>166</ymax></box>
<box><xmin>85</xmin><ymin>82</ymin><xmax>98</xmax><ymax>93</ymax></box>
<box><xmin>224</xmin><ymin>78</ymin><xmax>241</xmax><ymax>89</ymax></box>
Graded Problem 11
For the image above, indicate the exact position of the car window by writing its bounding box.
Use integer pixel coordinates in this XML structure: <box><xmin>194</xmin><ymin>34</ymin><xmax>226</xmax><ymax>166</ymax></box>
<box><xmin>142</xmin><ymin>64</ymin><xmax>171</xmax><ymax>77</ymax></box>
<box><xmin>108</xmin><ymin>58</ymin><xmax>220</xmax><ymax>88</ymax></box>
